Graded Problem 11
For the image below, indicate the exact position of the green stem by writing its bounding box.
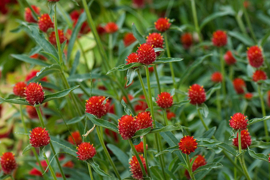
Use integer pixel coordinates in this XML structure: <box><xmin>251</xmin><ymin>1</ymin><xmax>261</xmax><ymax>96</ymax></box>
<box><xmin>196</xmin><ymin>107</ymin><xmax>209</xmax><ymax>131</ymax></box>
<box><xmin>153</xmin><ymin>65</ymin><xmax>161</xmax><ymax>94</ymax></box>
<box><xmin>109</xmin><ymin>34</ymin><xmax>113</xmax><ymax>63</ymax></box>
<box><xmin>190</xmin><ymin>0</ymin><xmax>202</xmax><ymax>42</ymax></box>
<box><xmin>235</xmin><ymin>12</ymin><xmax>248</xmax><ymax>36</ymax></box>
<box><xmin>136</xmin><ymin>69</ymin><xmax>149</xmax><ymax>105</ymax></box>
<box><xmin>77</xmin><ymin>40</ymin><xmax>90</xmax><ymax>72</ymax></box>
<box><xmin>43</xmin><ymin>152</ymin><xmax>57</xmax><ymax>180</ymax></box>
<box><xmin>242</xmin><ymin>0</ymin><xmax>257</xmax><ymax>42</ymax></box>
<box><xmin>229</xmin><ymin>65</ymin><xmax>234</xmax><ymax>81</ymax></box>
<box><xmin>143</xmin><ymin>136</ymin><xmax>150</xmax><ymax>177</ymax></box>
<box><xmin>234</xmin><ymin>158</ymin><xmax>237</xmax><ymax>179</ymax></box>
<box><xmin>220</xmin><ymin>48</ymin><xmax>226</xmax><ymax>101</ymax></box>
<box><xmin>88</xmin><ymin>163</ymin><xmax>94</xmax><ymax>180</ymax></box>
<box><xmin>163</xmin><ymin>109</ymin><xmax>169</xmax><ymax>126</ymax></box>
<box><xmin>186</xmin><ymin>154</ymin><xmax>196</xmax><ymax>180</ymax></box>
<box><xmin>54</xmin><ymin>4</ymin><xmax>63</xmax><ymax>66</ymax></box>
<box><xmin>258</xmin><ymin>85</ymin><xmax>268</xmax><ymax>142</ymax></box>
<box><xmin>216</xmin><ymin>89</ymin><xmax>221</xmax><ymax>120</ymax></box>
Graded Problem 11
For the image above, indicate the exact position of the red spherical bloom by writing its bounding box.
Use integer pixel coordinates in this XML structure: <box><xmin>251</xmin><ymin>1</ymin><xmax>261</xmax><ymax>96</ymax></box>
<box><xmin>148</xmin><ymin>66</ymin><xmax>154</xmax><ymax>72</ymax></box>
<box><xmin>211</xmin><ymin>72</ymin><xmax>223</xmax><ymax>83</ymax></box>
<box><xmin>155</xmin><ymin>17</ymin><xmax>171</xmax><ymax>32</ymax></box>
<box><xmin>135</xmin><ymin>95</ymin><xmax>148</xmax><ymax>112</ymax></box>
<box><xmin>126</xmin><ymin>53</ymin><xmax>139</xmax><ymax>65</ymax></box>
<box><xmin>212</xmin><ymin>30</ymin><xmax>227</xmax><ymax>47</ymax></box>
<box><xmin>132</xmin><ymin>0</ymin><xmax>144</xmax><ymax>8</ymax></box>
<box><xmin>166</xmin><ymin>110</ymin><xmax>175</xmax><ymax>120</ymax></box>
<box><xmin>233</xmin><ymin>78</ymin><xmax>246</xmax><ymax>94</ymax></box>
<box><xmin>68</xmin><ymin>131</ymin><xmax>82</xmax><ymax>146</ymax></box>
<box><xmin>252</xmin><ymin>70</ymin><xmax>267</xmax><ymax>83</ymax></box>
<box><xmin>38</xmin><ymin>14</ymin><xmax>54</xmax><ymax>32</ymax></box>
<box><xmin>181</xmin><ymin>33</ymin><xmax>193</xmax><ymax>49</ymax></box>
<box><xmin>13</xmin><ymin>82</ymin><xmax>27</xmax><ymax>97</ymax></box>
<box><xmin>76</xmin><ymin>142</ymin><xmax>96</xmax><ymax>161</ymax></box>
<box><xmin>129</xmin><ymin>155</ymin><xmax>147</xmax><ymax>180</ymax></box>
<box><xmin>124</xmin><ymin>33</ymin><xmax>136</xmax><ymax>47</ymax></box>
<box><xmin>105</xmin><ymin>22</ymin><xmax>118</xmax><ymax>33</ymax></box>
<box><xmin>26</xmin><ymin>105</ymin><xmax>40</xmax><ymax>119</ymax></box>
<box><xmin>49</xmin><ymin>30</ymin><xmax>66</xmax><ymax>45</ymax></box>
<box><xmin>29</xmin><ymin>160</ymin><xmax>47</xmax><ymax>176</ymax></box>
<box><xmin>0</xmin><ymin>152</ymin><xmax>16</xmax><ymax>174</ymax></box>
<box><xmin>244</xmin><ymin>93</ymin><xmax>253</xmax><ymax>100</ymax></box>
<box><xmin>105</xmin><ymin>128</ymin><xmax>119</xmax><ymax>143</ymax></box>
<box><xmin>30</xmin><ymin>127</ymin><xmax>50</xmax><ymax>148</ymax></box>
<box><xmin>24</xmin><ymin>5</ymin><xmax>40</xmax><ymax>23</ymax></box>
<box><xmin>137</xmin><ymin>43</ymin><xmax>156</xmax><ymax>65</ymax></box>
<box><xmin>97</xmin><ymin>25</ymin><xmax>106</xmax><ymax>35</ymax></box>
<box><xmin>188</xmin><ymin>84</ymin><xmax>206</xmax><ymax>105</ymax></box>
<box><xmin>224</xmin><ymin>50</ymin><xmax>236</xmax><ymax>65</ymax></box>
<box><xmin>185</xmin><ymin>155</ymin><xmax>207</xmax><ymax>179</ymax></box>
<box><xmin>178</xmin><ymin>136</ymin><xmax>198</xmax><ymax>155</ymax></box>
<box><xmin>25</xmin><ymin>70</ymin><xmax>48</xmax><ymax>82</ymax></box>
<box><xmin>135</xmin><ymin>142</ymin><xmax>148</xmax><ymax>153</ymax></box>
<box><xmin>233</xmin><ymin>129</ymin><xmax>252</xmax><ymax>149</ymax></box>
<box><xmin>123</xmin><ymin>94</ymin><xmax>134</xmax><ymax>103</ymax></box>
<box><xmin>135</xmin><ymin>111</ymin><xmax>153</xmax><ymax>130</ymax></box>
<box><xmin>118</xmin><ymin>115</ymin><xmax>137</xmax><ymax>140</ymax></box>
<box><xmin>247</xmin><ymin>46</ymin><xmax>264</xmax><ymax>68</ymax></box>
<box><xmin>25</xmin><ymin>83</ymin><xmax>45</xmax><ymax>105</ymax></box>
<box><xmin>229</xmin><ymin>113</ymin><xmax>248</xmax><ymax>130</ymax></box>
<box><xmin>146</xmin><ymin>33</ymin><xmax>164</xmax><ymax>56</ymax></box>
<box><xmin>156</xmin><ymin>92</ymin><xmax>173</xmax><ymax>109</ymax></box>
<box><xmin>85</xmin><ymin>96</ymin><xmax>108</xmax><ymax>118</ymax></box>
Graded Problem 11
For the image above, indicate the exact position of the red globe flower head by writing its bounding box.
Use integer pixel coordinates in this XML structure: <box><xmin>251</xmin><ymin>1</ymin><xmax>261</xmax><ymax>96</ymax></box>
<box><xmin>178</xmin><ymin>136</ymin><xmax>198</xmax><ymax>155</ymax></box>
<box><xmin>181</xmin><ymin>33</ymin><xmax>193</xmax><ymax>49</ymax></box>
<box><xmin>24</xmin><ymin>5</ymin><xmax>40</xmax><ymax>23</ymax></box>
<box><xmin>76</xmin><ymin>142</ymin><xmax>96</xmax><ymax>161</ymax></box>
<box><xmin>211</xmin><ymin>72</ymin><xmax>223</xmax><ymax>83</ymax></box>
<box><xmin>25</xmin><ymin>70</ymin><xmax>48</xmax><ymax>82</ymax></box>
<box><xmin>30</xmin><ymin>127</ymin><xmax>50</xmax><ymax>148</ymax></box>
<box><xmin>146</xmin><ymin>33</ymin><xmax>164</xmax><ymax>56</ymax></box>
<box><xmin>233</xmin><ymin>78</ymin><xmax>246</xmax><ymax>94</ymax></box>
<box><xmin>0</xmin><ymin>152</ymin><xmax>16</xmax><ymax>174</ymax></box>
<box><xmin>267</xmin><ymin>90</ymin><xmax>270</xmax><ymax>108</ymax></box>
<box><xmin>156</xmin><ymin>92</ymin><xmax>173</xmax><ymax>109</ymax></box>
<box><xmin>148</xmin><ymin>66</ymin><xmax>154</xmax><ymax>72</ymax></box>
<box><xmin>49</xmin><ymin>30</ymin><xmax>66</xmax><ymax>45</ymax></box>
<box><xmin>135</xmin><ymin>142</ymin><xmax>148</xmax><ymax>153</ymax></box>
<box><xmin>135</xmin><ymin>111</ymin><xmax>153</xmax><ymax>131</ymax></box>
<box><xmin>224</xmin><ymin>50</ymin><xmax>236</xmax><ymax>65</ymax></box>
<box><xmin>118</xmin><ymin>115</ymin><xmax>137</xmax><ymax>140</ymax></box>
<box><xmin>129</xmin><ymin>155</ymin><xmax>147</xmax><ymax>180</ymax></box>
<box><xmin>154</xmin><ymin>17</ymin><xmax>171</xmax><ymax>32</ymax></box>
<box><xmin>126</xmin><ymin>53</ymin><xmax>139</xmax><ymax>65</ymax></box>
<box><xmin>70</xmin><ymin>9</ymin><xmax>81</xmax><ymax>21</ymax></box>
<box><xmin>25</xmin><ymin>83</ymin><xmax>45</xmax><ymax>105</ymax></box>
<box><xmin>124</xmin><ymin>33</ymin><xmax>136</xmax><ymax>47</ymax></box>
<box><xmin>185</xmin><ymin>155</ymin><xmax>207</xmax><ymax>179</ymax></box>
<box><xmin>68</xmin><ymin>131</ymin><xmax>82</xmax><ymax>145</ymax></box>
<box><xmin>132</xmin><ymin>0</ymin><xmax>145</xmax><ymax>8</ymax></box>
<box><xmin>38</xmin><ymin>14</ymin><xmax>54</xmax><ymax>32</ymax></box>
<box><xmin>233</xmin><ymin>129</ymin><xmax>252</xmax><ymax>149</ymax></box>
<box><xmin>247</xmin><ymin>46</ymin><xmax>264</xmax><ymax>68</ymax></box>
<box><xmin>244</xmin><ymin>93</ymin><xmax>253</xmax><ymax>100</ymax></box>
<box><xmin>212</xmin><ymin>30</ymin><xmax>227</xmax><ymax>47</ymax></box>
<box><xmin>135</xmin><ymin>95</ymin><xmax>148</xmax><ymax>112</ymax></box>
<box><xmin>252</xmin><ymin>70</ymin><xmax>267</xmax><ymax>83</ymax></box>
<box><xmin>229</xmin><ymin>113</ymin><xmax>248</xmax><ymax>130</ymax></box>
<box><xmin>97</xmin><ymin>25</ymin><xmax>106</xmax><ymax>35</ymax></box>
<box><xmin>166</xmin><ymin>110</ymin><xmax>176</xmax><ymax>120</ymax></box>
<box><xmin>26</xmin><ymin>105</ymin><xmax>40</xmax><ymax>119</ymax></box>
<box><xmin>123</xmin><ymin>94</ymin><xmax>134</xmax><ymax>103</ymax></box>
<box><xmin>188</xmin><ymin>84</ymin><xmax>206</xmax><ymax>105</ymax></box>
<box><xmin>85</xmin><ymin>96</ymin><xmax>108</xmax><ymax>118</ymax></box>
<box><xmin>105</xmin><ymin>22</ymin><xmax>118</xmax><ymax>33</ymax></box>
<box><xmin>13</xmin><ymin>82</ymin><xmax>27</xmax><ymax>97</ymax></box>
<box><xmin>29</xmin><ymin>160</ymin><xmax>47</xmax><ymax>176</ymax></box>
<box><xmin>137</xmin><ymin>43</ymin><xmax>156</xmax><ymax>65</ymax></box>
<box><xmin>105</xmin><ymin>128</ymin><xmax>119</xmax><ymax>143</ymax></box>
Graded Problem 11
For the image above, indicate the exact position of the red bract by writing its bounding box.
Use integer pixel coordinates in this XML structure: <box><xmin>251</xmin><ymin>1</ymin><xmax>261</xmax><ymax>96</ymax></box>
<box><xmin>233</xmin><ymin>129</ymin><xmax>252</xmax><ymax>149</ymax></box>
<box><xmin>178</xmin><ymin>136</ymin><xmax>198</xmax><ymax>155</ymax></box>
<box><xmin>13</xmin><ymin>81</ymin><xmax>26</xmax><ymax>97</ymax></box>
<box><xmin>146</xmin><ymin>33</ymin><xmax>164</xmax><ymax>56</ymax></box>
<box><xmin>233</xmin><ymin>78</ymin><xmax>246</xmax><ymax>94</ymax></box>
<box><xmin>25</xmin><ymin>83</ymin><xmax>45</xmax><ymax>105</ymax></box>
<box><xmin>245</xmin><ymin>93</ymin><xmax>253</xmax><ymax>100</ymax></box>
<box><xmin>185</xmin><ymin>155</ymin><xmax>207</xmax><ymax>178</ymax></box>
<box><xmin>129</xmin><ymin>155</ymin><xmax>147</xmax><ymax>180</ymax></box>
<box><xmin>166</xmin><ymin>110</ymin><xmax>176</xmax><ymax>120</ymax></box>
<box><xmin>188</xmin><ymin>84</ymin><xmax>206</xmax><ymax>105</ymax></box>
<box><xmin>26</xmin><ymin>105</ymin><xmax>39</xmax><ymax>119</ymax></box>
<box><xmin>25</xmin><ymin>70</ymin><xmax>48</xmax><ymax>82</ymax></box>
<box><xmin>135</xmin><ymin>111</ymin><xmax>153</xmax><ymax>130</ymax></box>
<box><xmin>76</xmin><ymin>142</ymin><xmax>96</xmax><ymax>161</ymax></box>
<box><xmin>135</xmin><ymin>95</ymin><xmax>148</xmax><ymax>112</ymax></box>
<box><xmin>156</xmin><ymin>92</ymin><xmax>173</xmax><ymax>109</ymax></box>
<box><xmin>126</xmin><ymin>53</ymin><xmax>139</xmax><ymax>65</ymax></box>
<box><xmin>38</xmin><ymin>14</ymin><xmax>54</xmax><ymax>32</ymax></box>
<box><xmin>24</xmin><ymin>5</ymin><xmax>40</xmax><ymax>23</ymax></box>
<box><xmin>155</xmin><ymin>17</ymin><xmax>171</xmax><ymax>32</ymax></box>
<box><xmin>247</xmin><ymin>46</ymin><xmax>264</xmax><ymax>68</ymax></box>
<box><xmin>211</xmin><ymin>72</ymin><xmax>223</xmax><ymax>83</ymax></box>
<box><xmin>0</xmin><ymin>152</ymin><xmax>16</xmax><ymax>174</ymax></box>
<box><xmin>137</xmin><ymin>43</ymin><xmax>156</xmax><ymax>65</ymax></box>
<box><xmin>181</xmin><ymin>33</ymin><xmax>193</xmax><ymax>49</ymax></box>
<box><xmin>124</xmin><ymin>33</ymin><xmax>136</xmax><ymax>47</ymax></box>
<box><xmin>70</xmin><ymin>10</ymin><xmax>90</xmax><ymax>34</ymax></box>
<box><xmin>68</xmin><ymin>131</ymin><xmax>82</xmax><ymax>145</ymax></box>
<box><xmin>212</xmin><ymin>30</ymin><xmax>227</xmax><ymax>47</ymax></box>
<box><xmin>85</xmin><ymin>96</ymin><xmax>108</xmax><ymax>118</ymax></box>
<box><xmin>252</xmin><ymin>70</ymin><xmax>267</xmax><ymax>83</ymax></box>
<box><xmin>229</xmin><ymin>113</ymin><xmax>248</xmax><ymax>130</ymax></box>
<box><xmin>29</xmin><ymin>160</ymin><xmax>47</xmax><ymax>176</ymax></box>
<box><xmin>135</xmin><ymin>142</ymin><xmax>148</xmax><ymax>153</ymax></box>
<box><xmin>105</xmin><ymin>22</ymin><xmax>118</xmax><ymax>33</ymax></box>
<box><xmin>118</xmin><ymin>115</ymin><xmax>137</xmax><ymax>140</ymax></box>
<box><xmin>30</xmin><ymin>127</ymin><xmax>50</xmax><ymax>147</ymax></box>
<box><xmin>224</xmin><ymin>50</ymin><xmax>236</xmax><ymax>65</ymax></box>
<box><xmin>49</xmin><ymin>30</ymin><xmax>66</xmax><ymax>45</ymax></box>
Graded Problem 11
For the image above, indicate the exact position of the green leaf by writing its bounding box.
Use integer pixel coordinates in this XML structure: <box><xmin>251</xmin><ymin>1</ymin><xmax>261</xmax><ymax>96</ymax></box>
<box><xmin>201</xmin><ymin>127</ymin><xmax>216</xmax><ymax>138</ymax></box>
<box><xmin>67</xmin><ymin>115</ymin><xmax>86</xmax><ymax>125</ymax></box>
<box><xmin>150</xmin><ymin>166</ymin><xmax>164</xmax><ymax>180</ymax></box>
<box><xmin>172</xmin><ymin>100</ymin><xmax>189</xmax><ymax>107</ymax></box>
<box><xmin>121</xmin><ymin>99</ymin><xmax>133</xmax><ymax>116</ymax></box>
<box><xmin>88</xmin><ymin>160</ymin><xmax>111</xmax><ymax>177</ymax></box>
<box><xmin>154</xmin><ymin>48</ymin><xmax>164</xmax><ymax>53</ymax></box>
<box><xmin>198</xmin><ymin>103</ymin><xmax>209</xmax><ymax>118</ymax></box>
<box><xmin>132</xmin><ymin>23</ymin><xmax>145</xmax><ymax>44</ymax></box>
<box><xmin>107</xmin><ymin>63</ymin><xmax>141</xmax><ymax>75</ymax></box>
<box><xmin>28</xmin><ymin>64</ymin><xmax>61</xmax><ymax>83</ymax></box>
<box><xmin>250</xmin><ymin>141</ymin><xmax>270</xmax><ymax>149</ymax></box>
<box><xmin>43</xmin><ymin>85</ymin><xmax>79</xmax><ymax>103</ymax></box>
<box><xmin>194</xmin><ymin>162</ymin><xmax>223</xmax><ymax>174</ymax></box>
<box><xmin>86</xmin><ymin>113</ymin><xmax>118</xmax><ymax>132</ymax></box>
<box><xmin>169</xmin><ymin>25</ymin><xmax>183</xmax><ymax>32</ymax></box>
<box><xmin>126</xmin><ymin>69</ymin><xmax>136</xmax><ymax>86</ymax></box>
<box><xmin>248</xmin><ymin>116</ymin><xmax>270</xmax><ymax>126</ymax></box>
<box><xmin>150</xmin><ymin>125</ymin><xmax>187</xmax><ymax>134</ymax></box>
<box><xmin>228</xmin><ymin>31</ymin><xmax>254</xmax><ymax>46</ymax></box>
<box><xmin>248</xmin><ymin>149</ymin><xmax>269</xmax><ymax>162</ymax></box>
<box><xmin>259</xmin><ymin>29</ymin><xmax>270</xmax><ymax>46</ymax></box>
<box><xmin>40</xmin><ymin>51</ymin><xmax>58</xmax><ymax>63</ymax></box>
<box><xmin>70</xmin><ymin>51</ymin><xmax>80</xmax><ymax>75</ymax></box>
<box><xmin>200</xmin><ymin>11</ymin><xmax>234</xmax><ymax>30</ymax></box>
<box><xmin>11</xmin><ymin>54</ymin><xmax>50</xmax><ymax>66</ymax></box>
<box><xmin>22</xmin><ymin>144</ymin><xmax>32</xmax><ymax>154</ymax></box>
<box><xmin>67</xmin><ymin>73</ymin><xmax>108</xmax><ymax>82</ymax></box>
<box><xmin>206</xmin><ymin>83</ymin><xmax>221</xmax><ymax>100</ymax></box>
<box><xmin>0</xmin><ymin>97</ymin><xmax>29</xmax><ymax>105</ymax></box>
<box><xmin>50</xmin><ymin>136</ymin><xmax>77</xmax><ymax>157</ymax></box>
<box><xmin>155</xmin><ymin>145</ymin><xmax>179</xmax><ymax>157</ymax></box>
<box><xmin>217</xmin><ymin>143</ymin><xmax>237</xmax><ymax>156</ymax></box>
<box><xmin>116</xmin><ymin>12</ymin><xmax>126</xmax><ymax>28</ymax></box>
<box><xmin>133</xmin><ymin>127</ymin><xmax>152</xmax><ymax>138</ymax></box>
<box><xmin>154</xmin><ymin>57</ymin><xmax>183</xmax><ymax>64</ymax></box>
<box><xmin>107</xmin><ymin>144</ymin><xmax>130</xmax><ymax>168</ymax></box>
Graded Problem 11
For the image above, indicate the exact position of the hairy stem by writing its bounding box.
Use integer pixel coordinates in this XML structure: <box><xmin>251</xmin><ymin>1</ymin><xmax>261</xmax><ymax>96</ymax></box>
<box><xmin>258</xmin><ymin>85</ymin><xmax>268</xmax><ymax>142</ymax></box>
<box><xmin>186</xmin><ymin>154</ymin><xmax>196</xmax><ymax>180</ymax></box>
<box><xmin>43</xmin><ymin>152</ymin><xmax>57</xmax><ymax>180</ymax></box>
<box><xmin>190</xmin><ymin>0</ymin><xmax>202</xmax><ymax>42</ymax></box>
<box><xmin>143</xmin><ymin>136</ymin><xmax>151</xmax><ymax>177</ymax></box>
<box><xmin>88</xmin><ymin>163</ymin><xmax>94</xmax><ymax>180</ymax></box>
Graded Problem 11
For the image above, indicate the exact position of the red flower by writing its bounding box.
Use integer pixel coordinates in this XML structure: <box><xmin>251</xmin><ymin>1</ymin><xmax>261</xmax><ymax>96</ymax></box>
<box><xmin>132</xmin><ymin>0</ymin><xmax>145</xmax><ymax>8</ymax></box>
<box><xmin>154</xmin><ymin>17</ymin><xmax>171</xmax><ymax>32</ymax></box>
<box><xmin>118</xmin><ymin>115</ymin><xmax>137</xmax><ymax>140</ymax></box>
<box><xmin>76</xmin><ymin>142</ymin><xmax>96</xmax><ymax>160</ymax></box>
<box><xmin>229</xmin><ymin>113</ymin><xmax>248</xmax><ymax>130</ymax></box>
<box><xmin>24</xmin><ymin>5</ymin><xmax>40</xmax><ymax>23</ymax></box>
<box><xmin>146</xmin><ymin>33</ymin><xmax>164</xmax><ymax>56</ymax></box>
<box><xmin>123</xmin><ymin>94</ymin><xmax>134</xmax><ymax>103</ymax></box>
<box><xmin>97</xmin><ymin>25</ymin><xmax>106</xmax><ymax>35</ymax></box>
<box><xmin>13</xmin><ymin>82</ymin><xmax>27</xmax><ymax>97</ymax></box>
<box><xmin>135</xmin><ymin>95</ymin><xmax>148</xmax><ymax>112</ymax></box>
<box><xmin>38</xmin><ymin>14</ymin><xmax>54</xmax><ymax>32</ymax></box>
<box><xmin>212</xmin><ymin>30</ymin><xmax>227</xmax><ymax>47</ymax></box>
<box><xmin>233</xmin><ymin>78</ymin><xmax>246</xmax><ymax>94</ymax></box>
<box><xmin>68</xmin><ymin>131</ymin><xmax>82</xmax><ymax>145</ymax></box>
<box><xmin>135</xmin><ymin>142</ymin><xmax>148</xmax><ymax>153</ymax></box>
<box><xmin>148</xmin><ymin>66</ymin><xmax>154</xmax><ymax>72</ymax></box>
<box><xmin>30</xmin><ymin>127</ymin><xmax>50</xmax><ymax>147</ymax></box>
<box><xmin>252</xmin><ymin>70</ymin><xmax>267</xmax><ymax>83</ymax></box>
<box><xmin>233</xmin><ymin>129</ymin><xmax>252</xmax><ymax>149</ymax></box>
<box><xmin>224</xmin><ymin>50</ymin><xmax>236</xmax><ymax>65</ymax></box>
<box><xmin>244</xmin><ymin>93</ymin><xmax>253</xmax><ymax>100</ymax></box>
<box><xmin>29</xmin><ymin>160</ymin><xmax>47</xmax><ymax>176</ymax></box>
<box><xmin>49</xmin><ymin>30</ymin><xmax>66</xmax><ymax>45</ymax></box>
<box><xmin>25</xmin><ymin>83</ymin><xmax>45</xmax><ymax>105</ymax></box>
<box><xmin>178</xmin><ymin>136</ymin><xmax>198</xmax><ymax>155</ymax></box>
<box><xmin>126</xmin><ymin>53</ymin><xmax>139</xmax><ymax>65</ymax></box>
<box><xmin>247</xmin><ymin>46</ymin><xmax>264</xmax><ymax>68</ymax></box>
<box><xmin>70</xmin><ymin>10</ymin><xmax>90</xmax><ymax>34</ymax></box>
<box><xmin>0</xmin><ymin>152</ymin><xmax>16</xmax><ymax>174</ymax></box>
<box><xmin>105</xmin><ymin>22</ymin><xmax>118</xmax><ymax>33</ymax></box>
<box><xmin>135</xmin><ymin>111</ymin><xmax>153</xmax><ymax>130</ymax></box>
<box><xmin>166</xmin><ymin>110</ymin><xmax>176</xmax><ymax>120</ymax></box>
<box><xmin>137</xmin><ymin>43</ymin><xmax>156</xmax><ymax>65</ymax></box>
<box><xmin>156</xmin><ymin>92</ymin><xmax>173</xmax><ymax>109</ymax></box>
<box><xmin>124</xmin><ymin>33</ymin><xmax>136</xmax><ymax>47</ymax></box>
<box><xmin>181</xmin><ymin>33</ymin><xmax>193</xmax><ymax>49</ymax></box>
<box><xmin>188</xmin><ymin>84</ymin><xmax>206</xmax><ymax>105</ymax></box>
<box><xmin>26</xmin><ymin>105</ymin><xmax>40</xmax><ymax>119</ymax></box>
<box><xmin>129</xmin><ymin>155</ymin><xmax>147</xmax><ymax>180</ymax></box>
<box><xmin>85</xmin><ymin>96</ymin><xmax>108</xmax><ymax>118</ymax></box>
<box><xmin>25</xmin><ymin>70</ymin><xmax>48</xmax><ymax>82</ymax></box>
<box><xmin>185</xmin><ymin>155</ymin><xmax>207</xmax><ymax>179</ymax></box>
<box><xmin>211</xmin><ymin>72</ymin><xmax>223</xmax><ymax>83</ymax></box>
